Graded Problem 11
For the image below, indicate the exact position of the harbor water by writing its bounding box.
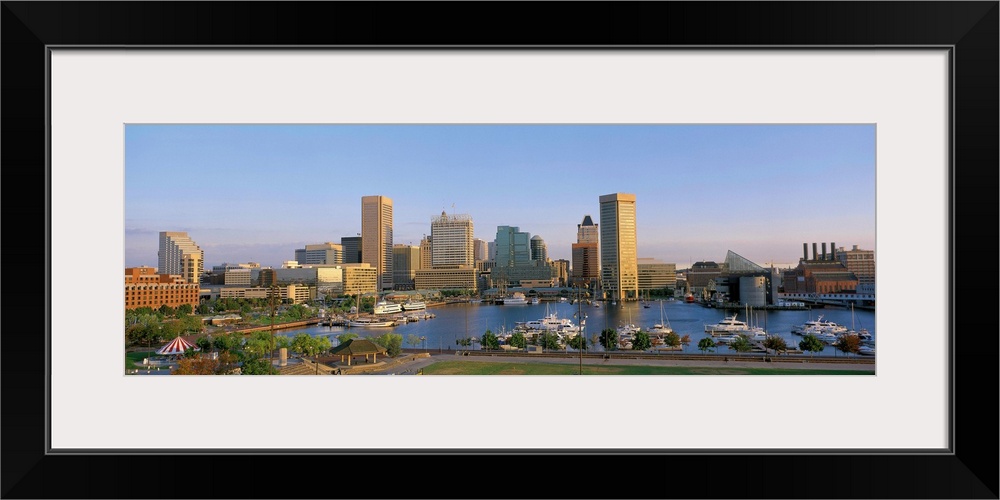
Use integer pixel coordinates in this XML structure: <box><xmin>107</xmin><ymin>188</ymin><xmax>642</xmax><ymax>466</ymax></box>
<box><xmin>276</xmin><ymin>300</ymin><xmax>875</xmax><ymax>356</ymax></box>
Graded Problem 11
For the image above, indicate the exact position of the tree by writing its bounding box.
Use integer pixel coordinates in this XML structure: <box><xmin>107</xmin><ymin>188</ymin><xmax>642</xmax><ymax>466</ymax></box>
<box><xmin>291</xmin><ymin>333</ymin><xmax>320</xmax><ymax>357</ymax></box>
<box><xmin>599</xmin><ymin>328</ymin><xmax>618</xmax><ymax>351</ymax></box>
<box><xmin>538</xmin><ymin>332</ymin><xmax>561</xmax><ymax>350</ymax></box>
<box><xmin>159</xmin><ymin>304</ymin><xmax>176</xmax><ymax>317</ymax></box>
<box><xmin>763</xmin><ymin>335</ymin><xmax>788</xmax><ymax>354</ymax></box>
<box><xmin>834</xmin><ymin>334</ymin><xmax>861</xmax><ymax>357</ymax></box>
<box><xmin>275</xmin><ymin>335</ymin><xmax>293</xmax><ymax>351</ymax></box>
<box><xmin>664</xmin><ymin>331</ymin><xmax>681</xmax><ymax>347</ymax></box>
<box><xmin>406</xmin><ymin>334</ymin><xmax>422</xmax><ymax>348</ymax></box>
<box><xmin>337</xmin><ymin>333</ymin><xmax>359</xmax><ymax>345</ymax></box>
<box><xmin>173</xmin><ymin>356</ymin><xmax>218</xmax><ymax>375</ymax></box>
<box><xmin>680</xmin><ymin>334</ymin><xmax>692</xmax><ymax>344</ymax></box>
<box><xmin>481</xmin><ymin>330</ymin><xmax>500</xmax><ymax>350</ymax></box>
<box><xmin>798</xmin><ymin>334</ymin><xmax>824</xmax><ymax>357</ymax></box>
<box><xmin>240</xmin><ymin>357</ymin><xmax>278</xmax><ymax>375</ymax></box>
<box><xmin>176</xmin><ymin>304</ymin><xmax>194</xmax><ymax>315</ymax></box>
<box><xmin>729</xmin><ymin>334</ymin><xmax>752</xmax><ymax>356</ymax></box>
<box><xmin>566</xmin><ymin>334</ymin><xmax>588</xmax><ymax>351</ymax></box>
<box><xmin>697</xmin><ymin>337</ymin><xmax>717</xmax><ymax>353</ymax></box>
<box><xmin>631</xmin><ymin>331</ymin><xmax>652</xmax><ymax>351</ymax></box>
<box><xmin>456</xmin><ymin>337</ymin><xmax>472</xmax><ymax>349</ymax></box>
<box><xmin>196</xmin><ymin>302</ymin><xmax>212</xmax><ymax>315</ymax></box>
<box><xmin>195</xmin><ymin>336</ymin><xmax>213</xmax><ymax>352</ymax></box>
<box><xmin>373</xmin><ymin>333</ymin><xmax>403</xmax><ymax>357</ymax></box>
<box><xmin>509</xmin><ymin>331</ymin><xmax>526</xmax><ymax>349</ymax></box>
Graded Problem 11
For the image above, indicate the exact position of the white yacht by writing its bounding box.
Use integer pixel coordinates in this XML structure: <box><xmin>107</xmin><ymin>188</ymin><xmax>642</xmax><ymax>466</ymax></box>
<box><xmin>402</xmin><ymin>300</ymin><xmax>426</xmax><ymax>311</ymax></box>
<box><xmin>349</xmin><ymin>317</ymin><xmax>396</xmax><ymax>327</ymax></box>
<box><xmin>500</xmin><ymin>292</ymin><xmax>529</xmax><ymax>305</ymax></box>
<box><xmin>704</xmin><ymin>314</ymin><xmax>750</xmax><ymax>335</ymax></box>
<box><xmin>373</xmin><ymin>300</ymin><xmax>403</xmax><ymax>315</ymax></box>
<box><xmin>791</xmin><ymin>315</ymin><xmax>847</xmax><ymax>336</ymax></box>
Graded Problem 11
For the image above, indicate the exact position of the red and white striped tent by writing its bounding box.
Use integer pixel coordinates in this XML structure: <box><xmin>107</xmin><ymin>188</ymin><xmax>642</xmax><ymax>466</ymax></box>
<box><xmin>156</xmin><ymin>336</ymin><xmax>201</xmax><ymax>356</ymax></box>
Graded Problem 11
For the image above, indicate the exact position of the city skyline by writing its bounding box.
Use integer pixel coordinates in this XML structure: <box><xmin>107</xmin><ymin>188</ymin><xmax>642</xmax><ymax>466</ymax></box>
<box><xmin>125</xmin><ymin>124</ymin><xmax>876</xmax><ymax>269</ymax></box>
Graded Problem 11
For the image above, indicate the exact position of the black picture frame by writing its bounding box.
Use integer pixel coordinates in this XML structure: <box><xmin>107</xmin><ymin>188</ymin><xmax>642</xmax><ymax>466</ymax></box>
<box><xmin>3</xmin><ymin>2</ymin><xmax>997</xmax><ymax>499</ymax></box>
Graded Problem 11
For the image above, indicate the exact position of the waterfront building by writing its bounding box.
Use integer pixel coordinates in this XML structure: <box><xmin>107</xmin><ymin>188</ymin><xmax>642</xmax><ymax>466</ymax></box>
<box><xmin>488</xmin><ymin>241</ymin><xmax>496</xmax><ymax>261</ymax></box>
<box><xmin>393</xmin><ymin>244</ymin><xmax>421</xmax><ymax>291</ymax></box>
<box><xmin>687</xmin><ymin>261</ymin><xmax>722</xmax><ymax>299</ymax></box>
<box><xmin>782</xmin><ymin>242</ymin><xmax>859</xmax><ymax>294</ymax></box>
<box><xmin>572</xmin><ymin>214</ymin><xmax>600</xmax><ymax>289</ymax></box>
<box><xmin>219</xmin><ymin>284</ymin><xmax>315</xmax><ymax>304</ymax></box>
<box><xmin>552</xmin><ymin>259</ymin><xmax>570</xmax><ymax>287</ymax></box>
<box><xmin>414</xmin><ymin>265</ymin><xmax>478</xmax><ymax>292</ymax></box>
<box><xmin>157</xmin><ymin>231</ymin><xmax>203</xmax><ymax>284</ymax></box>
<box><xmin>274</xmin><ymin>266</ymin><xmax>345</xmax><ymax>289</ymax></box>
<box><xmin>361</xmin><ymin>195</ymin><xmax>393</xmax><ymax>290</ymax></box>
<box><xmin>637</xmin><ymin>258</ymin><xmax>677</xmax><ymax>292</ymax></box>
<box><xmin>492</xmin><ymin>225</ymin><xmax>552</xmax><ymax>286</ymax></box>
<box><xmin>431</xmin><ymin>211</ymin><xmax>474</xmax><ymax>267</ymax></box>
<box><xmin>125</xmin><ymin>267</ymin><xmax>200</xmax><ymax>310</ymax></box>
<box><xmin>835</xmin><ymin>244</ymin><xmax>876</xmax><ymax>288</ymax></box>
<box><xmin>599</xmin><ymin>193</ymin><xmax>639</xmax><ymax>302</ymax></box>
<box><xmin>341</xmin><ymin>236</ymin><xmax>362</xmax><ymax>264</ymax></box>
<box><xmin>341</xmin><ymin>263</ymin><xmax>379</xmax><ymax>296</ymax></box>
<box><xmin>295</xmin><ymin>242</ymin><xmax>344</xmax><ymax>265</ymax></box>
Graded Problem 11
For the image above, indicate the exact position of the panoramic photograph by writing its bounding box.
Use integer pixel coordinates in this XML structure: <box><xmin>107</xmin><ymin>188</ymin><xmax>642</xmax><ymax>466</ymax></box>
<box><xmin>124</xmin><ymin>124</ymin><xmax>876</xmax><ymax>376</ymax></box>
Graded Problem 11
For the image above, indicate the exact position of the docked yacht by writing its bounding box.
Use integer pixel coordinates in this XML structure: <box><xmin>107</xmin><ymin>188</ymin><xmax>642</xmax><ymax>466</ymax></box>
<box><xmin>500</xmin><ymin>292</ymin><xmax>529</xmax><ymax>305</ymax></box>
<box><xmin>402</xmin><ymin>300</ymin><xmax>426</xmax><ymax>311</ymax></box>
<box><xmin>704</xmin><ymin>314</ymin><xmax>750</xmax><ymax>335</ymax></box>
<box><xmin>373</xmin><ymin>300</ymin><xmax>403</xmax><ymax>315</ymax></box>
<box><xmin>790</xmin><ymin>315</ymin><xmax>847</xmax><ymax>336</ymax></box>
<box><xmin>349</xmin><ymin>317</ymin><xmax>396</xmax><ymax>327</ymax></box>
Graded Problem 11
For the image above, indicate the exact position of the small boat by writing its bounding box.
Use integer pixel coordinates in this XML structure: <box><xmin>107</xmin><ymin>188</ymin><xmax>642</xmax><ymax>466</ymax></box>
<box><xmin>858</xmin><ymin>345</ymin><xmax>876</xmax><ymax>356</ymax></box>
<box><xmin>349</xmin><ymin>317</ymin><xmax>396</xmax><ymax>327</ymax></box>
<box><xmin>647</xmin><ymin>301</ymin><xmax>674</xmax><ymax>335</ymax></box>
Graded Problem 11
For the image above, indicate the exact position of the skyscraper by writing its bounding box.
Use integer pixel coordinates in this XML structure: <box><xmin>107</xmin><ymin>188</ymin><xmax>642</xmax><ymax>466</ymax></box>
<box><xmin>430</xmin><ymin>211</ymin><xmax>474</xmax><ymax>267</ymax></box>
<box><xmin>473</xmin><ymin>238</ymin><xmax>488</xmax><ymax>263</ymax></box>
<box><xmin>340</xmin><ymin>236</ymin><xmax>362</xmax><ymax>264</ymax></box>
<box><xmin>599</xmin><ymin>193</ymin><xmax>638</xmax><ymax>301</ymax></box>
<box><xmin>419</xmin><ymin>235</ymin><xmax>433</xmax><ymax>270</ymax></box>
<box><xmin>157</xmin><ymin>231</ymin><xmax>204</xmax><ymax>284</ymax></box>
<box><xmin>572</xmin><ymin>215</ymin><xmax>600</xmax><ymax>287</ymax></box>
<box><xmin>530</xmin><ymin>235</ymin><xmax>547</xmax><ymax>262</ymax></box>
<box><xmin>494</xmin><ymin>226</ymin><xmax>531</xmax><ymax>268</ymax></box>
<box><xmin>393</xmin><ymin>244</ymin><xmax>421</xmax><ymax>290</ymax></box>
<box><xmin>361</xmin><ymin>195</ymin><xmax>393</xmax><ymax>290</ymax></box>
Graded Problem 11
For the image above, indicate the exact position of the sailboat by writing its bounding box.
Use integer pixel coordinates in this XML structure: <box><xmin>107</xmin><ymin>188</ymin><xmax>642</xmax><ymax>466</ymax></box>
<box><xmin>648</xmin><ymin>300</ymin><xmax>673</xmax><ymax>335</ymax></box>
<box><xmin>742</xmin><ymin>304</ymin><xmax>767</xmax><ymax>340</ymax></box>
<box><xmin>642</xmin><ymin>290</ymin><xmax>652</xmax><ymax>308</ymax></box>
<box><xmin>847</xmin><ymin>303</ymin><xmax>873</xmax><ymax>341</ymax></box>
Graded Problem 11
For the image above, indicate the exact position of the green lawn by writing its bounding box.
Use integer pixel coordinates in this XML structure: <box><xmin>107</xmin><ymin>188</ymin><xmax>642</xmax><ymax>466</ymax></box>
<box><xmin>420</xmin><ymin>361</ymin><xmax>873</xmax><ymax>376</ymax></box>
<box><xmin>125</xmin><ymin>351</ymin><xmax>157</xmax><ymax>370</ymax></box>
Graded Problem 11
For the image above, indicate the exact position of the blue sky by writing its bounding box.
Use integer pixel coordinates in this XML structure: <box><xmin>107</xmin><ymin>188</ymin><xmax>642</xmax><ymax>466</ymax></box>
<box><xmin>124</xmin><ymin>124</ymin><xmax>875</xmax><ymax>269</ymax></box>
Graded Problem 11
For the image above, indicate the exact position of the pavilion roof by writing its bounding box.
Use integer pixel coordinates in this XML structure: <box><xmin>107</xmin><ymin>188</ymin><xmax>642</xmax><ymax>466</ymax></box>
<box><xmin>329</xmin><ymin>338</ymin><xmax>387</xmax><ymax>356</ymax></box>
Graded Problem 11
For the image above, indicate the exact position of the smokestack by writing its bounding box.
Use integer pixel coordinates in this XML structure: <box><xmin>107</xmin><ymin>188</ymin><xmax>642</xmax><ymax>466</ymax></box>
<box><xmin>812</xmin><ymin>243</ymin><xmax>818</xmax><ymax>261</ymax></box>
<box><xmin>803</xmin><ymin>243</ymin><xmax>808</xmax><ymax>261</ymax></box>
<box><xmin>831</xmin><ymin>242</ymin><xmax>836</xmax><ymax>261</ymax></box>
<box><xmin>822</xmin><ymin>243</ymin><xmax>827</xmax><ymax>261</ymax></box>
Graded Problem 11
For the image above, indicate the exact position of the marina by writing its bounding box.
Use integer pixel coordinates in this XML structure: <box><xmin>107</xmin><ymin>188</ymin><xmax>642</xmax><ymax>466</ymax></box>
<box><xmin>276</xmin><ymin>299</ymin><xmax>876</xmax><ymax>356</ymax></box>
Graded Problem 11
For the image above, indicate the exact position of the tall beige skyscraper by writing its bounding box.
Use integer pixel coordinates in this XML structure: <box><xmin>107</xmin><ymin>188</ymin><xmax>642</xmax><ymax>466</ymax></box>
<box><xmin>599</xmin><ymin>193</ymin><xmax>638</xmax><ymax>301</ymax></box>
<box><xmin>157</xmin><ymin>231</ymin><xmax>204</xmax><ymax>284</ymax></box>
<box><xmin>431</xmin><ymin>211</ymin><xmax>474</xmax><ymax>267</ymax></box>
<box><xmin>362</xmin><ymin>195</ymin><xmax>393</xmax><ymax>290</ymax></box>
